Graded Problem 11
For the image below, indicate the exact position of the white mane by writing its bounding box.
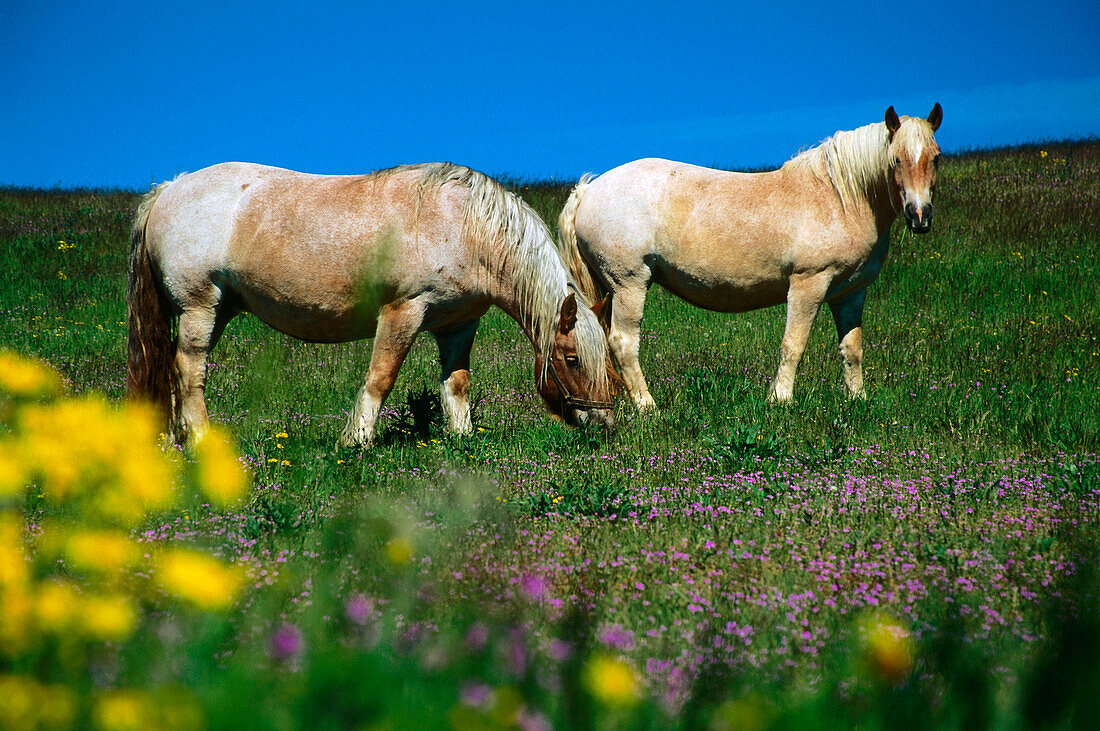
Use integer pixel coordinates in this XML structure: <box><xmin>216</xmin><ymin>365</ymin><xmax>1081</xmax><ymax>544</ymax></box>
<box><xmin>784</xmin><ymin>118</ymin><xmax>938</xmax><ymax>211</ymax></box>
<box><xmin>404</xmin><ymin>163</ymin><xmax>609</xmax><ymax>392</ymax></box>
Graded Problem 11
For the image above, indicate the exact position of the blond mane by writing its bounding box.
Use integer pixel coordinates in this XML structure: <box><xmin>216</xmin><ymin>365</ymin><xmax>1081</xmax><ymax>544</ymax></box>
<box><xmin>395</xmin><ymin>163</ymin><xmax>609</xmax><ymax>393</ymax></box>
<box><xmin>784</xmin><ymin>119</ymin><xmax>937</xmax><ymax>211</ymax></box>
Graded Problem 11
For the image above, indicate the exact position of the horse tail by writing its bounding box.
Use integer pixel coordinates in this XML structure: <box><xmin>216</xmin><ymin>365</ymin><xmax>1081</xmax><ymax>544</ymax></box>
<box><xmin>556</xmin><ymin>174</ymin><xmax>604</xmax><ymax>306</ymax></box>
<box><xmin>126</xmin><ymin>180</ymin><xmax>180</xmax><ymax>436</ymax></box>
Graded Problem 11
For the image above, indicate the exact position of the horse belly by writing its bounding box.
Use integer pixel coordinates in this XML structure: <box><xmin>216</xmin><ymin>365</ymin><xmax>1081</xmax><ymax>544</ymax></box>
<box><xmin>240</xmin><ymin>289</ymin><xmax>381</xmax><ymax>343</ymax></box>
<box><xmin>652</xmin><ymin>262</ymin><xmax>788</xmax><ymax>313</ymax></box>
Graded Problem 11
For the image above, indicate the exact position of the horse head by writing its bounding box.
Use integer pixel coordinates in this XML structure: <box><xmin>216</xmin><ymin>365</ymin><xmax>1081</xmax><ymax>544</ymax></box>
<box><xmin>535</xmin><ymin>292</ymin><xmax>617</xmax><ymax>428</ymax></box>
<box><xmin>885</xmin><ymin>103</ymin><xmax>943</xmax><ymax>234</ymax></box>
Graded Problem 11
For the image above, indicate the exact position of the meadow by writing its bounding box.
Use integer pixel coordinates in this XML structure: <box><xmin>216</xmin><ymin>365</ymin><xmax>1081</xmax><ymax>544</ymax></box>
<box><xmin>1</xmin><ymin>140</ymin><xmax>1098</xmax><ymax>728</ymax></box>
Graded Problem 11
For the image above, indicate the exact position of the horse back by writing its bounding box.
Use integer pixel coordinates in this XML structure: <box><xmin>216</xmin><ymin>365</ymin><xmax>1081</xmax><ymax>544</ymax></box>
<box><xmin>145</xmin><ymin>163</ymin><xmax>470</xmax><ymax>341</ymax></box>
<box><xmin>576</xmin><ymin>158</ymin><xmax>880</xmax><ymax>312</ymax></box>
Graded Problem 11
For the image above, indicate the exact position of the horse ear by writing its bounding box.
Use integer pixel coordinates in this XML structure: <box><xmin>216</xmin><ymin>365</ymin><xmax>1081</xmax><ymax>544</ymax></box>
<box><xmin>927</xmin><ymin>102</ymin><xmax>943</xmax><ymax>132</ymax></box>
<box><xmin>558</xmin><ymin>292</ymin><xmax>578</xmax><ymax>334</ymax></box>
<box><xmin>885</xmin><ymin>106</ymin><xmax>901</xmax><ymax>135</ymax></box>
<box><xmin>592</xmin><ymin>293</ymin><xmax>613</xmax><ymax>335</ymax></box>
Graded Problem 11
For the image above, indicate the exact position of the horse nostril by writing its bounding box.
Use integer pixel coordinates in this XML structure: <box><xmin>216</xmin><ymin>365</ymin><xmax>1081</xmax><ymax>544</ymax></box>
<box><xmin>595</xmin><ymin>409</ymin><xmax>616</xmax><ymax>429</ymax></box>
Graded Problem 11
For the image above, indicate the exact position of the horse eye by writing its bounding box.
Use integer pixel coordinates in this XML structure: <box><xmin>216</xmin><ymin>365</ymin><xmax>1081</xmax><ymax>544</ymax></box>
<box><xmin>565</xmin><ymin>355</ymin><xmax>580</xmax><ymax>368</ymax></box>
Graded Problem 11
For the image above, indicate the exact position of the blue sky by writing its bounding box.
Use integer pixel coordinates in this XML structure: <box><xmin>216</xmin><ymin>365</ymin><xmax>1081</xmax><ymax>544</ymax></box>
<box><xmin>3</xmin><ymin>1</ymin><xmax>1098</xmax><ymax>188</ymax></box>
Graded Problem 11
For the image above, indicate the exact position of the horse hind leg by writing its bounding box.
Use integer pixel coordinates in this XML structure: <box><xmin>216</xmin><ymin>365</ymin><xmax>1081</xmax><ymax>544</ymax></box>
<box><xmin>829</xmin><ymin>289</ymin><xmax>868</xmax><ymax>399</ymax></box>
<box><xmin>607</xmin><ymin>280</ymin><xmax>657</xmax><ymax>412</ymax></box>
<box><xmin>339</xmin><ymin>300</ymin><xmax>424</xmax><ymax>447</ymax></box>
<box><xmin>432</xmin><ymin>319</ymin><xmax>479</xmax><ymax>434</ymax></box>
<box><xmin>768</xmin><ymin>274</ymin><xmax>830</xmax><ymax>403</ymax></box>
<box><xmin>176</xmin><ymin>302</ymin><xmax>233</xmax><ymax>443</ymax></box>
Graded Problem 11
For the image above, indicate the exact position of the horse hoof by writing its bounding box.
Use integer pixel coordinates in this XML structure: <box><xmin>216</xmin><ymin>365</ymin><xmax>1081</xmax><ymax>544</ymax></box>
<box><xmin>767</xmin><ymin>388</ymin><xmax>793</xmax><ymax>405</ymax></box>
<box><xmin>337</xmin><ymin>430</ymin><xmax>372</xmax><ymax>449</ymax></box>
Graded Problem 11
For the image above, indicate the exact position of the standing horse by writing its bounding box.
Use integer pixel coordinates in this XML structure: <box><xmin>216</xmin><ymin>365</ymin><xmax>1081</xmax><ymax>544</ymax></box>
<box><xmin>127</xmin><ymin>162</ymin><xmax>616</xmax><ymax>446</ymax></box>
<box><xmin>557</xmin><ymin>105</ymin><xmax>942</xmax><ymax>410</ymax></box>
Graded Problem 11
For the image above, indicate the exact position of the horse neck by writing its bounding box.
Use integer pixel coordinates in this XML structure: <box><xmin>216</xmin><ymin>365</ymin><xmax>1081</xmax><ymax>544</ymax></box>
<box><xmin>870</xmin><ymin>177</ymin><xmax>904</xmax><ymax>236</ymax></box>
<box><xmin>795</xmin><ymin>123</ymin><xmax>897</xmax><ymax>231</ymax></box>
<box><xmin>455</xmin><ymin>168</ymin><xmax>567</xmax><ymax>359</ymax></box>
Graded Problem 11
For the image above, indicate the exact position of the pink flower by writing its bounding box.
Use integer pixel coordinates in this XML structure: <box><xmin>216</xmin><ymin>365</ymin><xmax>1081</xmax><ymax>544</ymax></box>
<box><xmin>270</xmin><ymin>623</ymin><xmax>303</xmax><ymax>661</ymax></box>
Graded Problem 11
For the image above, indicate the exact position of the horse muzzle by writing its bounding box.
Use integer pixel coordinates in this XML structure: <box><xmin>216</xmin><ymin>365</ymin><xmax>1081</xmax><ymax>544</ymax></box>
<box><xmin>573</xmin><ymin>406</ymin><xmax>616</xmax><ymax>429</ymax></box>
<box><xmin>904</xmin><ymin>202</ymin><xmax>933</xmax><ymax>234</ymax></box>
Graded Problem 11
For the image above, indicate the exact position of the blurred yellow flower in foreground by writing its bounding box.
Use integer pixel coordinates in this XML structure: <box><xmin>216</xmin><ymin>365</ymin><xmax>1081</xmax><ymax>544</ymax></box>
<box><xmin>0</xmin><ymin>444</ymin><xmax>27</xmax><ymax>497</ymax></box>
<box><xmin>94</xmin><ymin>688</ymin><xmax>203</xmax><ymax>731</ymax></box>
<box><xmin>63</xmin><ymin>529</ymin><xmax>141</xmax><ymax>577</ymax></box>
<box><xmin>0</xmin><ymin>352</ymin><xmax>248</xmax><ymax>727</ymax></box>
<box><xmin>0</xmin><ymin>674</ymin><xmax>76</xmax><ymax>730</ymax></box>
<box><xmin>156</xmin><ymin>548</ymin><xmax>244</xmax><ymax>611</ymax></box>
<box><xmin>93</xmin><ymin>689</ymin><xmax>150</xmax><ymax>731</ymax></box>
<box><xmin>0</xmin><ymin>350</ymin><xmax>64</xmax><ymax>399</ymax></box>
<box><xmin>34</xmin><ymin>581</ymin><xmax>79</xmax><ymax>634</ymax></box>
<box><xmin>81</xmin><ymin>593</ymin><xmax>137</xmax><ymax>642</ymax></box>
<box><xmin>582</xmin><ymin>654</ymin><xmax>642</xmax><ymax>708</ymax></box>
<box><xmin>194</xmin><ymin>425</ymin><xmax>249</xmax><ymax>508</ymax></box>
<box><xmin>0</xmin><ymin>515</ymin><xmax>27</xmax><ymax>585</ymax></box>
<box><xmin>384</xmin><ymin>536</ymin><xmax>414</xmax><ymax>567</ymax></box>
<box><xmin>858</xmin><ymin>612</ymin><xmax>914</xmax><ymax>683</ymax></box>
<box><xmin>17</xmin><ymin>395</ymin><xmax>177</xmax><ymax>521</ymax></box>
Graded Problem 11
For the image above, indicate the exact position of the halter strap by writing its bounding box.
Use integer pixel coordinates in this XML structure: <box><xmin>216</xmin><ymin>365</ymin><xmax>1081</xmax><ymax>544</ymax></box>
<box><xmin>543</xmin><ymin>359</ymin><xmax>614</xmax><ymax>411</ymax></box>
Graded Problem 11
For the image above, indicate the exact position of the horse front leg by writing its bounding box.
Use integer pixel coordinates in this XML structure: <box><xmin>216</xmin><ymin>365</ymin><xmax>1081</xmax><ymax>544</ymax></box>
<box><xmin>768</xmin><ymin>274</ymin><xmax>830</xmax><ymax>403</ymax></box>
<box><xmin>432</xmin><ymin>319</ymin><xmax>479</xmax><ymax>434</ymax></box>
<box><xmin>607</xmin><ymin>283</ymin><xmax>656</xmax><ymax>412</ymax></box>
<box><xmin>829</xmin><ymin>288</ymin><xmax>867</xmax><ymax>399</ymax></box>
<box><xmin>339</xmin><ymin>301</ymin><xmax>423</xmax><ymax>448</ymax></box>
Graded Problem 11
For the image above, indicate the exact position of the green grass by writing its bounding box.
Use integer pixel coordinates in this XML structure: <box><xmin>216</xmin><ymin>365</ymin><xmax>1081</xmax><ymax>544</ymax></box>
<box><xmin>2</xmin><ymin>141</ymin><xmax>1099</xmax><ymax>727</ymax></box>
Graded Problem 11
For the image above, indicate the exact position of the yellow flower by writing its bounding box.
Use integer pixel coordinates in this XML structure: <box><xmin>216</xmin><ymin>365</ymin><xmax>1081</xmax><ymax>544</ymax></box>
<box><xmin>858</xmin><ymin>612</ymin><xmax>914</xmax><ymax>683</ymax></box>
<box><xmin>0</xmin><ymin>675</ymin><xmax>35</xmax><ymax>729</ymax></box>
<box><xmin>0</xmin><ymin>674</ymin><xmax>76</xmax><ymax>730</ymax></box>
<box><xmin>34</xmin><ymin>581</ymin><xmax>79</xmax><ymax>633</ymax></box>
<box><xmin>0</xmin><ymin>515</ymin><xmax>28</xmax><ymax>588</ymax></box>
<box><xmin>275</xmin><ymin>432</ymin><xmax>288</xmax><ymax>439</ymax></box>
<box><xmin>0</xmin><ymin>351</ymin><xmax>64</xmax><ymax>399</ymax></box>
<box><xmin>194</xmin><ymin>426</ymin><xmax>249</xmax><ymax>508</ymax></box>
<box><xmin>37</xmin><ymin>682</ymin><xmax>78</xmax><ymax>730</ymax></box>
<box><xmin>93</xmin><ymin>689</ymin><xmax>150</xmax><ymax>731</ymax></box>
<box><xmin>582</xmin><ymin>654</ymin><xmax>642</xmax><ymax>707</ymax></box>
<box><xmin>63</xmin><ymin>529</ymin><xmax>141</xmax><ymax>576</ymax></box>
<box><xmin>384</xmin><ymin>536</ymin><xmax>414</xmax><ymax>566</ymax></box>
<box><xmin>81</xmin><ymin>593</ymin><xmax>137</xmax><ymax>641</ymax></box>
<box><xmin>18</xmin><ymin>396</ymin><xmax>179</xmax><ymax>522</ymax></box>
<box><xmin>0</xmin><ymin>443</ymin><xmax>27</xmax><ymax>497</ymax></box>
<box><xmin>1040</xmin><ymin>150</ymin><xmax>1048</xmax><ymax>158</ymax></box>
<box><xmin>156</xmin><ymin>547</ymin><xmax>244</xmax><ymax>611</ymax></box>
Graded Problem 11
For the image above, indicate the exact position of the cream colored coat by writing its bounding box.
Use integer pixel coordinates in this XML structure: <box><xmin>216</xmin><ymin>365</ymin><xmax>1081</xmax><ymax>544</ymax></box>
<box><xmin>558</xmin><ymin>105</ymin><xmax>943</xmax><ymax>409</ymax></box>
<box><xmin>127</xmin><ymin>162</ymin><xmax>614</xmax><ymax>445</ymax></box>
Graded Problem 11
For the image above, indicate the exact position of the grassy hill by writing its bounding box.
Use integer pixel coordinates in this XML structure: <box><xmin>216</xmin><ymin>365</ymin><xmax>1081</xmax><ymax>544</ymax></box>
<box><xmin>1</xmin><ymin>141</ymin><xmax>1098</xmax><ymax>727</ymax></box>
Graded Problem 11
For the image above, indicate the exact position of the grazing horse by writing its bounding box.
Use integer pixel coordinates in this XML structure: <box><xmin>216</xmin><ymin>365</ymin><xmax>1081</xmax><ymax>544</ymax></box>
<box><xmin>127</xmin><ymin>162</ymin><xmax>616</xmax><ymax>446</ymax></box>
<box><xmin>557</xmin><ymin>104</ymin><xmax>943</xmax><ymax>410</ymax></box>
